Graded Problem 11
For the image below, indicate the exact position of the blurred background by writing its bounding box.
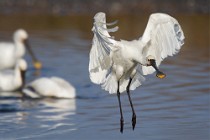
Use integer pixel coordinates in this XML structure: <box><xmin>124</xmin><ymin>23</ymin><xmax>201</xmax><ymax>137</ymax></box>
<box><xmin>0</xmin><ymin>0</ymin><xmax>208</xmax><ymax>47</ymax></box>
<box><xmin>0</xmin><ymin>0</ymin><xmax>209</xmax><ymax>140</ymax></box>
<box><xmin>0</xmin><ymin>0</ymin><xmax>208</xmax><ymax>15</ymax></box>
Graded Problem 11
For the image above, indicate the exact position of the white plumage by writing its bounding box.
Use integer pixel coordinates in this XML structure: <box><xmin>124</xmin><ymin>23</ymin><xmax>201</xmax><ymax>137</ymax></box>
<box><xmin>89</xmin><ymin>12</ymin><xmax>185</xmax><ymax>132</ymax></box>
<box><xmin>0</xmin><ymin>59</ymin><xmax>27</xmax><ymax>92</ymax></box>
<box><xmin>22</xmin><ymin>77</ymin><xmax>76</xmax><ymax>99</ymax></box>
<box><xmin>89</xmin><ymin>12</ymin><xmax>185</xmax><ymax>94</ymax></box>
<box><xmin>0</xmin><ymin>29</ymin><xmax>42</xmax><ymax>70</ymax></box>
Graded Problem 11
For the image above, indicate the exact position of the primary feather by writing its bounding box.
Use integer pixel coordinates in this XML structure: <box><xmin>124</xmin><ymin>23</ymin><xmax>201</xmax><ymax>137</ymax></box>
<box><xmin>89</xmin><ymin>12</ymin><xmax>118</xmax><ymax>84</ymax></box>
<box><xmin>141</xmin><ymin>13</ymin><xmax>185</xmax><ymax>75</ymax></box>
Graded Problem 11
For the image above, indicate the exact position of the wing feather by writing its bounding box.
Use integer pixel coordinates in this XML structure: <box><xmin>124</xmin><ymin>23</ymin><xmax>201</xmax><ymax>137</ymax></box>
<box><xmin>141</xmin><ymin>13</ymin><xmax>185</xmax><ymax>75</ymax></box>
<box><xmin>89</xmin><ymin>12</ymin><xmax>118</xmax><ymax>84</ymax></box>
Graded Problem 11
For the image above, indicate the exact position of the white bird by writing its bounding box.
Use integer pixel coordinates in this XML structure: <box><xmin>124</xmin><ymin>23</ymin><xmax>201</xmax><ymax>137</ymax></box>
<box><xmin>89</xmin><ymin>12</ymin><xmax>184</xmax><ymax>132</ymax></box>
<box><xmin>22</xmin><ymin>77</ymin><xmax>76</xmax><ymax>99</ymax></box>
<box><xmin>0</xmin><ymin>29</ymin><xmax>42</xmax><ymax>70</ymax></box>
<box><xmin>0</xmin><ymin>59</ymin><xmax>27</xmax><ymax>92</ymax></box>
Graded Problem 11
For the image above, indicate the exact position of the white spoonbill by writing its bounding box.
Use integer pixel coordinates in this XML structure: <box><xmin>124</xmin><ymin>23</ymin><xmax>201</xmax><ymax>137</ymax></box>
<box><xmin>0</xmin><ymin>29</ymin><xmax>42</xmax><ymax>70</ymax></box>
<box><xmin>0</xmin><ymin>59</ymin><xmax>27</xmax><ymax>92</ymax></box>
<box><xmin>22</xmin><ymin>77</ymin><xmax>76</xmax><ymax>99</ymax></box>
<box><xmin>89</xmin><ymin>12</ymin><xmax>184</xmax><ymax>132</ymax></box>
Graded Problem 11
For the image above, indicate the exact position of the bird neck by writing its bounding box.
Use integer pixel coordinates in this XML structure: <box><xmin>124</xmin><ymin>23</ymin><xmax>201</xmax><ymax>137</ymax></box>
<box><xmin>132</xmin><ymin>50</ymin><xmax>147</xmax><ymax>66</ymax></box>
<box><xmin>14</xmin><ymin>41</ymin><xmax>25</xmax><ymax>58</ymax></box>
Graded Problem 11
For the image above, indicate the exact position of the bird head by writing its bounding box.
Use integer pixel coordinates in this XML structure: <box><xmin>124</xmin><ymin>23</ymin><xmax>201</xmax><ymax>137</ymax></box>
<box><xmin>146</xmin><ymin>55</ymin><xmax>155</xmax><ymax>66</ymax></box>
<box><xmin>13</xmin><ymin>29</ymin><xmax>28</xmax><ymax>43</ymax></box>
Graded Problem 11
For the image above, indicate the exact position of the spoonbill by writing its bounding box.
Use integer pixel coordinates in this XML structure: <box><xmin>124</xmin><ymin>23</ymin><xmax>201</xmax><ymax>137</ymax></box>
<box><xmin>22</xmin><ymin>77</ymin><xmax>76</xmax><ymax>99</ymax></box>
<box><xmin>89</xmin><ymin>12</ymin><xmax>184</xmax><ymax>132</ymax></box>
<box><xmin>0</xmin><ymin>29</ymin><xmax>42</xmax><ymax>70</ymax></box>
<box><xmin>0</xmin><ymin>59</ymin><xmax>27</xmax><ymax>92</ymax></box>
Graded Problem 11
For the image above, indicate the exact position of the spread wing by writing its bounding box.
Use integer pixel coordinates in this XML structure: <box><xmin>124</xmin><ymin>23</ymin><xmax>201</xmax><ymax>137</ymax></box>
<box><xmin>89</xmin><ymin>12</ymin><xmax>119</xmax><ymax>84</ymax></box>
<box><xmin>141</xmin><ymin>13</ymin><xmax>185</xmax><ymax>75</ymax></box>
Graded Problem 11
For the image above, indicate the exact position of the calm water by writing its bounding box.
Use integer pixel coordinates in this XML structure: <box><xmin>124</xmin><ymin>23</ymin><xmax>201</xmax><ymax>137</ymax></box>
<box><xmin>0</xmin><ymin>14</ymin><xmax>209</xmax><ymax>140</ymax></box>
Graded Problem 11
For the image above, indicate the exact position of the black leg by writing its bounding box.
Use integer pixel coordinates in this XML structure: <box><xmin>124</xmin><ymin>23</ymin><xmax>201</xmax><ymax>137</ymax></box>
<box><xmin>117</xmin><ymin>81</ymin><xmax>124</xmax><ymax>133</ymax></box>
<box><xmin>126</xmin><ymin>78</ymin><xmax>136</xmax><ymax>130</ymax></box>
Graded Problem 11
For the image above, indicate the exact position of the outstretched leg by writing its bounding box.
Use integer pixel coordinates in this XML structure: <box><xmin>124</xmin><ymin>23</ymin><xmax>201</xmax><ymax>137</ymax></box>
<box><xmin>117</xmin><ymin>80</ymin><xmax>124</xmax><ymax>133</ymax></box>
<box><xmin>126</xmin><ymin>78</ymin><xmax>136</xmax><ymax>130</ymax></box>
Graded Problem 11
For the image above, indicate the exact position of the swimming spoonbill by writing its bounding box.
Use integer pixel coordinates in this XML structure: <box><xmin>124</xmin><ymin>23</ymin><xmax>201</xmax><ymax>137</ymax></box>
<box><xmin>22</xmin><ymin>77</ymin><xmax>76</xmax><ymax>99</ymax></box>
<box><xmin>0</xmin><ymin>59</ymin><xmax>27</xmax><ymax>92</ymax></box>
<box><xmin>0</xmin><ymin>29</ymin><xmax>42</xmax><ymax>70</ymax></box>
<box><xmin>89</xmin><ymin>12</ymin><xmax>184</xmax><ymax>132</ymax></box>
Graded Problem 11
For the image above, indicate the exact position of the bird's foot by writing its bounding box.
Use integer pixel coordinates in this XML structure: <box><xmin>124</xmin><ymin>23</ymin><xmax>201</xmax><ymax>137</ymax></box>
<box><xmin>120</xmin><ymin>118</ymin><xmax>124</xmax><ymax>133</ymax></box>
<box><xmin>132</xmin><ymin>113</ymin><xmax>136</xmax><ymax>130</ymax></box>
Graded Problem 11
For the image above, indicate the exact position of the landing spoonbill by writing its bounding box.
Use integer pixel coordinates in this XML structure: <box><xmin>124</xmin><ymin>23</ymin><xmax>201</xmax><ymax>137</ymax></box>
<box><xmin>0</xmin><ymin>59</ymin><xmax>27</xmax><ymax>92</ymax></box>
<box><xmin>0</xmin><ymin>29</ymin><xmax>42</xmax><ymax>70</ymax></box>
<box><xmin>22</xmin><ymin>77</ymin><xmax>76</xmax><ymax>99</ymax></box>
<box><xmin>89</xmin><ymin>12</ymin><xmax>184</xmax><ymax>132</ymax></box>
